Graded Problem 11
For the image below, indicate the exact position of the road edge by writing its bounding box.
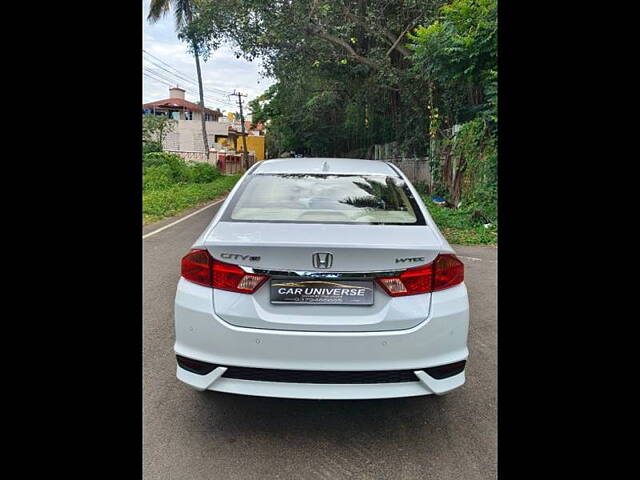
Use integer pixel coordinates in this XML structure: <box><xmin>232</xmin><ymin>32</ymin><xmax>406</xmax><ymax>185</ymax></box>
<box><xmin>142</xmin><ymin>197</ymin><xmax>226</xmax><ymax>239</ymax></box>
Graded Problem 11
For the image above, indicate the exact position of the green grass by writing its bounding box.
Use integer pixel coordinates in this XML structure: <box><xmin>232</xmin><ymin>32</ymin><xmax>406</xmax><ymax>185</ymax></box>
<box><xmin>423</xmin><ymin>197</ymin><xmax>498</xmax><ymax>246</ymax></box>
<box><xmin>143</xmin><ymin>175</ymin><xmax>242</xmax><ymax>225</ymax></box>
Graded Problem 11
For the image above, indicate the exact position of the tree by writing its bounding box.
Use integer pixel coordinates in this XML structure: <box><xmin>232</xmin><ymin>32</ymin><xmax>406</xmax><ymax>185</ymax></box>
<box><xmin>147</xmin><ymin>0</ymin><xmax>211</xmax><ymax>159</ymax></box>
<box><xmin>185</xmin><ymin>0</ymin><xmax>449</xmax><ymax>157</ymax></box>
<box><xmin>408</xmin><ymin>0</ymin><xmax>497</xmax><ymax>124</ymax></box>
<box><xmin>187</xmin><ymin>0</ymin><xmax>444</xmax><ymax>78</ymax></box>
<box><xmin>407</xmin><ymin>0</ymin><xmax>497</xmax><ymax>211</ymax></box>
<box><xmin>182</xmin><ymin>0</ymin><xmax>497</xmax><ymax>177</ymax></box>
<box><xmin>181</xmin><ymin>0</ymin><xmax>497</xmax><ymax>222</ymax></box>
<box><xmin>142</xmin><ymin>114</ymin><xmax>176</xmax><ymax>144</ymax></box>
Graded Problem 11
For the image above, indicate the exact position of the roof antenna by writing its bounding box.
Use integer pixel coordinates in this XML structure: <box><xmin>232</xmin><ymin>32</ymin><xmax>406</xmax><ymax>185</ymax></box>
<box><xmin>322</xmin><ymin>161</ymin><xmax>330</xmax><ymax>172</ymax></box>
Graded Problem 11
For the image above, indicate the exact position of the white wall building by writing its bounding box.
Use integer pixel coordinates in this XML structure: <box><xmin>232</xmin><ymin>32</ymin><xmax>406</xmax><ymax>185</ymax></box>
<box><xmin>143</xmin><ymin>87</ymin><xmax>229</xmax><ymax>152</ymax></box>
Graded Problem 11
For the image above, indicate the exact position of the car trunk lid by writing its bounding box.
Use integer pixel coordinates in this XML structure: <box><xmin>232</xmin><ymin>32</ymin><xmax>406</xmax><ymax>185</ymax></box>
<box><xmin>204</xmin><ymin>222</ymin><xmax>441</xmax><ymax>332</ymax></box>
<box><xmin>204</xmin><ymin>222</ymin><xmax>442</xmax><ymax>271</ymax></box>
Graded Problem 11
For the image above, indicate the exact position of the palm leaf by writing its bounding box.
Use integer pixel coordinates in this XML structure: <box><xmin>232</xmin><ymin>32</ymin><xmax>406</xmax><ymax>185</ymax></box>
<box><xmin>147</xmin><ymin>0</ymin><xmax>193</xmax><ymax>29</ymax></box>
<box><xmin>147</xmin><ymin>0</ymin><xmax>170</xmax><ymax>24</ymax></box>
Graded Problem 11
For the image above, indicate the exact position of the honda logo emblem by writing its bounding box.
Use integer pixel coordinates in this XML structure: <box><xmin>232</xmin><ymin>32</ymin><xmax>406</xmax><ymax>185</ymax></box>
<box><xmin>312</xmin><ymin>252</ymin><xmax>333</xmax><ymax>269</ymax></box>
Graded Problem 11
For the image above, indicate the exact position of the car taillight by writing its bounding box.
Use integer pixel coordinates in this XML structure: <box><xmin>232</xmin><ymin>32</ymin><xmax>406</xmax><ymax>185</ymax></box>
<box><xmin>212</xmin><ymin>258</ymin><xmax>268</xmax><ymax>293</ymax></box>
<box><xmin>432</xmin><ymin>253</ymin><xmax>464</xmax><ymax>291</ymax></box>
<box><xmin>376</xmin><ymin>254</ymin><xmax>464</xmax><ymax>297</ymax></box>
<box><xmin>181</xmin><ymin>249</ymin><xmax>213</xmax><ymax>287</ymax></box>
<box><xmin>181</xmin><ymin>249</ymin><xmax>268</xmax><ymax>293</ymax></box>
<box><xmin>376</xmin><ymin>264</ymin><xmax>434</xmax><ymax>297</ymax></box>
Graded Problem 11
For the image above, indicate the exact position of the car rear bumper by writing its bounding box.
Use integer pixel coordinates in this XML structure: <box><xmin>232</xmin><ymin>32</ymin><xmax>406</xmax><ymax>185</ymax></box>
<box><xmin>174</xmin><ymin>278</ymin><xmax>469</xmax><ymax>399</ymax></box>
<box><xmin>176</xmin><ymin>365</ymin><xmax>465</xmax><ymax>399</ymax></box>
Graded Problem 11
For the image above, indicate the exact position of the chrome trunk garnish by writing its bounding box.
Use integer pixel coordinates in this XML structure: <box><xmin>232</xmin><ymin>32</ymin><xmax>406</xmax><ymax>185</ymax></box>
<box><xmin>238</xmin><ymin>266</ymin><xmax>406</xmax><ymax>279</ymax></box>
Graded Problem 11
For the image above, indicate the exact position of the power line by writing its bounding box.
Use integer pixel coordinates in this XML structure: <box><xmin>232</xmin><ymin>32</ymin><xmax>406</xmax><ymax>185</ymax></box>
<box><xmin>143</xmin><ymin>50</ymin><xmax>206</xmax><ymax>85</ymax></box>
<box><xmin>143</xmin><ymin>69</ymin><xmax>236</xmax><ymax>109</ymax></box>
<box><xmin>143</xmin><ymin>71</ymin><xmax>185</xmax><ymax>92</ymax></box>
<box><xmin>143</xmin><ymin>66</ymin><xmax>182</xmax><ymax>86</ymax></box>
<box><xmin>143</xmin><ymin>58</ymin><xmax>200</xmax><ymax>88</ymax></box>
<box><xmin>143</xmin><ymin>72</ymin><xmax>172</xmax><ymax>87</ymax></box>
<box><xmin>142</xmin><ymin>63</ymin><xmax>235</xmax><ymax>106</ymax></box>
<box><xmin>142</xmin><ymin>49</ymin><xmax>233</xmax><ymax>96</ymax></box>
<box><xmin>143</xmin><ymin>57</ymin><xmax>230</xmax><ymax>101</ymax></box>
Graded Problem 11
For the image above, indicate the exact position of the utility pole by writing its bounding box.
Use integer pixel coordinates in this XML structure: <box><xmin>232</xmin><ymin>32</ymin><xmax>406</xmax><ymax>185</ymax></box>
<box><xmin>232</xmin><ymin>90</ymin><xmax>249</xmax><ymax>170</ymax></box>
<box><xmin>194</xmin><ymin>52</ymin><xmax>210</xmax><ymax>161</ymax></box>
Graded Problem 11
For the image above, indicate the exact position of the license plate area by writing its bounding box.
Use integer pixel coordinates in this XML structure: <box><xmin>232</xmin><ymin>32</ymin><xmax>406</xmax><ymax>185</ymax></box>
<box><xmin>270</xmin><ymin>279</ymin><xmax>374</xmax><ymax>305</ymax></box>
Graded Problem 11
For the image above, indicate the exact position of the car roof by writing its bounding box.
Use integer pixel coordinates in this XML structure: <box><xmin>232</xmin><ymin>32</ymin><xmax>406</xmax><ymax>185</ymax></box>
<box><xmin>252</xmin><ymin>157</ymin><xmax>399</xmax><ymax>176</ymax></box>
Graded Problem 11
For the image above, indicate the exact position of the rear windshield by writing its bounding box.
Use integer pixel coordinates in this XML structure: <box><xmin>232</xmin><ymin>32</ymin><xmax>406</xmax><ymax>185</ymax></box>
<box><xmin>222</xmin><ymin>173</ymin><xmax>425</xmax><ymax>225</ymax></box>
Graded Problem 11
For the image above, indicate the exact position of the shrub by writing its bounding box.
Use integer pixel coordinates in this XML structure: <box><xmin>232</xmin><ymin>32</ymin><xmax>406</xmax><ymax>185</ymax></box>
<box><xmin>189</xmin><ymin>162</ymin><xmax>221</xmax><ymax>183</ymax></box>
<box><xmin>143</xmin><ymin>152</ymin><xmax>191</xmax><ymax>183</ymax></box>
<box><xmin>454</xmin><ymin>118</ymin><xmax>497</xmax><ymax>222</ymax></box>
<box><xmin>143</xmin><ymin>142</ymin><xmax>162</xmax><ymax>155</ymax></box>
<box><xmin>422</xmin><ymin>196</ymin><xmax>497</xmax><ymax>245</ymax></box>
<box><xmin>413</xmin><ymin>181</ymin><xmax>430</xmax><ymax>195</ymax></box>
<box><xmin>142</xmin><ymin>152</ymin><xmax>224</xmax><ymax>192</ymax></box>
<box><xmin>143</xmin><ymin>151</ymin><xmax>181</xmax><ymax>167</ymax></box>
<box><xmin>143</xmin><ymin>165</ymin><xmax>174</xmax><ymax>191</ymax></box>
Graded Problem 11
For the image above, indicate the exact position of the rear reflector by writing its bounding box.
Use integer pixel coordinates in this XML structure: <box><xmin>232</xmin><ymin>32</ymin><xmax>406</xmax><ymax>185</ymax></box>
<box><xmin>176</xmin><ymin>355</ymin><xmax>218</xmax><ymax>375</ymax></box>
<box><xmin>424</xmin><ymin>360</ymin><xmax>466</xmax><ymax>379</ymax></box>
<box><xmin>181</xmin><ymin>249</ymin><xmax>267</xmax><ymax>293</ymax></box>
<box><xmin>376</xmin><ymin>254</ymin><xmax>464</xmax><ymax>296</ymax></box>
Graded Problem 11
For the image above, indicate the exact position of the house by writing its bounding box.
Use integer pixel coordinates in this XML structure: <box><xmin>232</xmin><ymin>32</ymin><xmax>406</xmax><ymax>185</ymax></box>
<box><xmin>220</xmin><ymin>119</ymin><xmax>266</xmax><ymax>161</ymax></box>
<box><xmin>143</xmin><ymin>86</ymin><xmax>267</xmax><ymax>162</ymax></box>
<box><xmin>224</xmin><ymin>121</ymin><xmax>266</xmax><ymax>161</ymax></box>
<box><xmin>142</xmin><ymin>87</ymin><xmax>228</xmax><ymax>153</ymax></box>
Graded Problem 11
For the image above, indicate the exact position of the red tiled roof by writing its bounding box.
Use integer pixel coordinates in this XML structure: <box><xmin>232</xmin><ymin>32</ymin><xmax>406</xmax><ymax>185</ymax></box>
<box><xmin>142</xmin><ymin>97</ymin><xmax>222</xmax><ymax>117</ymax></box>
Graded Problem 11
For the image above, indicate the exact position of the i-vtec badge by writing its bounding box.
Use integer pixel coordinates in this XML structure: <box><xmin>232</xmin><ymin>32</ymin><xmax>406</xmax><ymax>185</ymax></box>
<box><xmin>221</xmin><ymin>253</ymin><xmax>261</xmax><ymax>262</ymax></box>
<box><xmin>396</xmin><ymin>256</ymin><xmax>425</xmax><ymax>264</ymax></box>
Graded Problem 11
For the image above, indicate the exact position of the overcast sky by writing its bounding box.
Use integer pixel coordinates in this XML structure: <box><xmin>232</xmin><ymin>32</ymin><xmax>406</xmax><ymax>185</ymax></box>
<box><xmin>142</xmin><ymin>0</ymin><xmax>274</xmax><ymax>117</ymax></box>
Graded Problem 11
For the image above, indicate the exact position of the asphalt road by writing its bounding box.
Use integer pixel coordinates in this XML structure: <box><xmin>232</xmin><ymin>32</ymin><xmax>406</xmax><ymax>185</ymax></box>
<box><xmin>143</xmin><ymin>201</ymin><xmax>497</xmax><ymax>480</ymax></box>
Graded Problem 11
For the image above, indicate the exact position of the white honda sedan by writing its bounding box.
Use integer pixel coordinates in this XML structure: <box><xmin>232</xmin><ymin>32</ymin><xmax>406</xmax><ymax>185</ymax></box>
<box><xmin>174</xmin><ymin>158</ymin><xmax>469</xmax><ymax>399</ymax></box>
